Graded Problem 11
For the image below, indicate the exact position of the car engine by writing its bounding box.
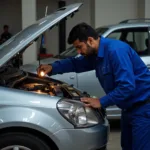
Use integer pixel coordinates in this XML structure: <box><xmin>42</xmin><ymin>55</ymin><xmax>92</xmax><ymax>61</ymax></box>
<box><xmin>0</xmin><ymin>66</ymin><xmax>89</xmax><ymax>100</ymax></box>
<box><xmin>0</xmin><ymin>65</ymin><xmax>106</xmax><ymax>119</ymax></box>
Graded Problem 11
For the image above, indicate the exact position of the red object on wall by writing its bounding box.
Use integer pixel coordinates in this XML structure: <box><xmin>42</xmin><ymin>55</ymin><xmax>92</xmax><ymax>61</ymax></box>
<box><xmin>38</xmin><ymin>53</ymin><xmax>53</xmax><ymax>58</ymax></box>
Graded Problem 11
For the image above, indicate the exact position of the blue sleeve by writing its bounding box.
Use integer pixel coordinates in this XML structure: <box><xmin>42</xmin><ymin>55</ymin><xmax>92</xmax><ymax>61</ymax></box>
<box><xmin>100</xmin><ymin>47</ymin><xmax>135</xmax><ymax>108</ymax></box>
<box><xmin>51</xmin><ymin>56</ymin><xmax>95</xmax><ymax>75</ymax></box>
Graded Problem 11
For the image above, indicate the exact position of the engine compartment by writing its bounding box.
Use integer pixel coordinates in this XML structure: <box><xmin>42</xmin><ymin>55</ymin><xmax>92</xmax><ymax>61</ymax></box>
<box><xmin>0</xmin><ymin>66</ymin><xmax>89</xmax><ymax>100</ymax></box>
<box><xmin>0</xmin><ymin>66</ymin><xmax>106</xmax><ymax>119</ymax></box>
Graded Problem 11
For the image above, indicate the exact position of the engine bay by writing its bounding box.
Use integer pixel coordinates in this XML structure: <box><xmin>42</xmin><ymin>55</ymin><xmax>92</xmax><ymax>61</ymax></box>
<box><xmin>0</xmin><ymin>66</ymin><xmax>89</xmax><ymax>100</ymax></box>
<box><xmin>0</xmin><ymin>66</ymin><xmax>106</xmax><ymax>118</ymax></box>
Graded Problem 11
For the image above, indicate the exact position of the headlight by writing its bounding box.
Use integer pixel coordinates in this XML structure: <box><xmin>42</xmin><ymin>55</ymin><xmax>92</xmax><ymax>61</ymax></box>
<box><xmin>57</xmin><ymin>99</ymin><xmax>100</xmax><ymax>128</ymax></box>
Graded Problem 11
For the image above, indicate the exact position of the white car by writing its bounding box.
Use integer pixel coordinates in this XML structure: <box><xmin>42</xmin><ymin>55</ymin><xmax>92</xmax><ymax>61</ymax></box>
<box><xmin>22</xmin><ymin>19</ymin><xmax>150</xmax><ymax>119</ymax></box>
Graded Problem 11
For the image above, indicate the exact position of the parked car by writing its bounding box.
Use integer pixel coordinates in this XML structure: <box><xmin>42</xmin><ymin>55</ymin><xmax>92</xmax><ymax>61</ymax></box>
<box><xmin>0</xmin><ymin>3</ymin><xmax>109</xmax><ymax>150</ymax></box>
<box><xmin>22</xmin><ymin>18</ymin><xmax>150</xmax><ymax>119</ymax></box>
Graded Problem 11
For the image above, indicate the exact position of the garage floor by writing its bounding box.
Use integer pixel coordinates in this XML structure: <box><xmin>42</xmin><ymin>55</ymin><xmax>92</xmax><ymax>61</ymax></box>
<box><xmin>107</xmin><ymin>120</ymin><xmax>121</xmax><ymax>150</ymax></box>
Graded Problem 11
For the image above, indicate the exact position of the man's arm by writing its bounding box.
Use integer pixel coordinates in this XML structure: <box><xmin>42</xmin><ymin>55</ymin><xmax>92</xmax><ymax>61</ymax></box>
<box><xmin>51</xmin><ymin>55</ymin><xmax>95</xmax><ymax>75</ymax></box>
<box><xmin>100</xmin><ymin>46</ymin><xmax>135</xmax><ymax>108</ymax></box>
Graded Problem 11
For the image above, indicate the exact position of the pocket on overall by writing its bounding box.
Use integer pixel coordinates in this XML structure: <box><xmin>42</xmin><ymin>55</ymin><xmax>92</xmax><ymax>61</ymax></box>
<box><xmin>101</xmin><ymin>66</ymin><xmax>114</xmax><ymax>91</ymax></box>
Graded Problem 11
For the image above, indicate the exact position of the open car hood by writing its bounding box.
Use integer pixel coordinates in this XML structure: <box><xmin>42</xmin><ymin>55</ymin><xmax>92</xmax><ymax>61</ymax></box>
<box><xmin>0</xmin><ymin>3</ymin><xmax>82</xmax><ymax>67</ymax></box>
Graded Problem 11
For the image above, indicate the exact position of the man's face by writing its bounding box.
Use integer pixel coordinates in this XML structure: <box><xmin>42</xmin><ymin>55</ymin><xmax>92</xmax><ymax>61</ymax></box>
<box><xmin>73</xmin><ymin>38</ymin><xmax>96</xmax><ymax>57</ymax></box>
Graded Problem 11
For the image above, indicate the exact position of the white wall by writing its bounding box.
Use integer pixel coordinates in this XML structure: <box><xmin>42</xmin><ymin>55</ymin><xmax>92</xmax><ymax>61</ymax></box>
<box><xmin>66</xmin><ymin>0</ymin><xmax>92</xmax><ymax>48</ymax></box>
<box><xmin>0</xmin><ymin>0</ymin><xmax>21</xmax><ymax>36</ymax></box>
<box><xmin>94</xmin><ymin>0</ymin><xmax>138</xmax><ymax>28</ymax></box>
<box><xmin>137</xmin><ymin>0</ymin><xmax>145</xmax><ymax>18</ymax></box>
<box><xmin>36</xmin><ymin>0</ymin><xmax>91</xmax><ymax>55</ymax></box>
<box><xmin>0</xmin><ymin>0</ymin><xmax>91</xmax><ymax>56</ymax></box>
<box><xmin>36</xmin><ymin>0</ymin><xmax>139</xmax><ymax>54</ymax></box>
<box><xmin>0</xmin><ymin>0</ymin><xmax>142</xmax><ymax>57</ymax></box>
<box><xmin>22</xmin><ymin>0</ymin><xmax>37</xmax><ymax>65</ymax></box>
<box><xmin>145</xmin><ymin>0</ymin><xmax>150</xmax><ymax>18</ymax></box>
<box><xmin>37</xmin><ymin>0</ymin><xmax>58</xmax><ymax>55</ymax></box>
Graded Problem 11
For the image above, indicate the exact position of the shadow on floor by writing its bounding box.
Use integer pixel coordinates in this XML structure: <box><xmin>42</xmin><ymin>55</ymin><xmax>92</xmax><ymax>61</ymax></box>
<box><xmin>109</xmin><ymin>119</ymin><xmax>121</xmax><ymax>131</ymax></box>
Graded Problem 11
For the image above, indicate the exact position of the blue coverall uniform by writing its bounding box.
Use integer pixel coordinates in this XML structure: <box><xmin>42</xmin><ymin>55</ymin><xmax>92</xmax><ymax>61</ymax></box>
<box><xmin>51</xmin><ymin>36</ymin><xmax>150</xmax><ymax>150</ymax></box>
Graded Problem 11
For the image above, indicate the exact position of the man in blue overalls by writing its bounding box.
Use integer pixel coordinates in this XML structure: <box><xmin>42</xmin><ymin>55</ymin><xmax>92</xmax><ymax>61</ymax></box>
<box><xmin>38</xmin><ymin>23</ymin><xmax>150</xmax><ymax>150</ymax></box>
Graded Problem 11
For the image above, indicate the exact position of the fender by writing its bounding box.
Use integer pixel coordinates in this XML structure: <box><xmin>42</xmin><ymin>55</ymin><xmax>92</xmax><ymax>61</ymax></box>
<box><xmin>0</xmin><ymin>106</ymin><xmax>73</xmax><ymax>144</ymax></box>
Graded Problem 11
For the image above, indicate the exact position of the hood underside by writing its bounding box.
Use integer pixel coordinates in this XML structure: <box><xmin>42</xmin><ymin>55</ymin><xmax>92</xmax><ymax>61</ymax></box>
<box><xmin>0</xmin><ymin>3</ymin><xmax>82</xmax><ymax>67</ymax></box>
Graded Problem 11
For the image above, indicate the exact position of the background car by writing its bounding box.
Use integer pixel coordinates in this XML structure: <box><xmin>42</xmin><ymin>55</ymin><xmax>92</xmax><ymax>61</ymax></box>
<box><xmin>0</xmin><ymin>3</ymin><xmax>109</xmax><ymax>150</ymax></box>
<box><xmin>22</xmin><ymin>19</ymin><xmax>150</xmax><ymax>120</ymax></box>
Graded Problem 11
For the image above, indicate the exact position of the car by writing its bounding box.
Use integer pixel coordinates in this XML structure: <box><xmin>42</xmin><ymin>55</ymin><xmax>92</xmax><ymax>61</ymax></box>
<box><xmin>0</xmin><ymin>3</ymin><xmax>109</xmax><ymax>150</ymax></box>
<box><xmin>22</xmin><ymin>18</ymin><xmax>150</xmax><ymax>119</ymax></box>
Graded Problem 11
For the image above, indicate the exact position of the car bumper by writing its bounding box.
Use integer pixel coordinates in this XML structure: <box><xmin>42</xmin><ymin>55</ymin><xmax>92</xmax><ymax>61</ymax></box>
<box><xmin>52</xmin><ymin>119</ymin><xmax>109</xmax><ymax>150</ymax></box>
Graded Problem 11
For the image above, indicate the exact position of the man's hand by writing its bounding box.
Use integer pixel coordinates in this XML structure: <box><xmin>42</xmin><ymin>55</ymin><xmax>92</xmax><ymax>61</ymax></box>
<box><xmin>37</xmin><ymin>64</ymin><xmax>52</xmax><ymax>76</ymax></box>
<box><xmin>81</xmin><ymin>97</ymin><xmax>101</xmax><ymax>108</ymax></box>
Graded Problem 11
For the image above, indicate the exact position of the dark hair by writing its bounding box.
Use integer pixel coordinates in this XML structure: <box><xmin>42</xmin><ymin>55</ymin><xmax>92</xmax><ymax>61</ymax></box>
<box><xmin>68</xmin><ymin>22</ymin><xmax>99</xmax><ymax>44</ymax></box>
<box><xmin>3</xmin><ymin>25</ymin><xmax>9</xmax><ymax>29</ymax></box>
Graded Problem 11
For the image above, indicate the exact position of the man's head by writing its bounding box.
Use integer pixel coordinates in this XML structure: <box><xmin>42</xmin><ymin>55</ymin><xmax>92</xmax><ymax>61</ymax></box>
<box><xmin>68</xmin><ymin>22</ymin><xmax>99</xmax><ymax>56</ymax></box>
<box><xmin>3</xmin><ymin>25</ymin><xmax>9</xmax><ymax>32</ymax></box>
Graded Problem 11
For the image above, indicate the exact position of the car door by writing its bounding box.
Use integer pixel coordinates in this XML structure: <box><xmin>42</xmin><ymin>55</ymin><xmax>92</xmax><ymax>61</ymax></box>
<box><xmin>106</xmin><ymin>27</ymin><xmax>150</xmax><ymax>68</ymax></box>
<box><xmin>51</xmin><ymin>72</ymin><xmax>78</xmax><ymax>87</ymax></box>
<box><xmin>77</xmin><ymin>70</ymin><xmax>106</xmax><ymax>97</ymax></box>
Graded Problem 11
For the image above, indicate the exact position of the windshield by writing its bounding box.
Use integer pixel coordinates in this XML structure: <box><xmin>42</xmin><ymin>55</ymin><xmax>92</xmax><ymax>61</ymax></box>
<box><xmin>56</xmin><ymin>46</ymin><xmax>77</xmax><ymax>58</ymax></box>
<box><xmin>96</xmin><ymin>27</ymin><xmax>109</xmax><ymax>35</ymax></box>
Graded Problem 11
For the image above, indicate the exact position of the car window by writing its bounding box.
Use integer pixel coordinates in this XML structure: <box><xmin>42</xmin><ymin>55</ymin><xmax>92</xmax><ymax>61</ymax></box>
<box><xmin>126</xmin><ymin>30</ymin><xmax>148</xmax><ymax>54</ymax></box>
<box><xmin>96</xmin><ymin>27</ymin><xmax>109</xmax><ymax>35</ymax></box>
<box><xmin>107</xmin><ymin>32</ymin><xmax>121</xmax><ymax>40</ymax></box>
<box><xmin>106</xmin><ymin>27</ymin><xmax>150</xmax><ymax>56</ymax></box>
<box><xmin>60</xmin><ymin>46</ymin><xmax>74</xmax><ymax>55</ymax></box>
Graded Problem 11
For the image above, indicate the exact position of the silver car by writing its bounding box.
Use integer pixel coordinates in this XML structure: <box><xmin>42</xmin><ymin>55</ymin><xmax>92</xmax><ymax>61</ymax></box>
<box><xmin>22</xmin><ymin>18</ymin><xmax>150</xmax><ymax>119</ymax></box>
<box><xmin>0</xmin><ymin>3</ymin><xmax>109</xmax><ymax>150</ymax></box>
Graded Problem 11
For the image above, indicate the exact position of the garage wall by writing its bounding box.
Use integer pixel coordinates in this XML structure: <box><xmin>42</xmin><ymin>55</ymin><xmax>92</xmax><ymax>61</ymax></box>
<box><xmin>0</xmin><ymin>0</ymin><xmax>22</xmax><ymax>36</ymax></box>
<box><xmin>65</xmin><ymin>0</ymin><xmax>92</xmax><ymax>48</ymax></box>
<box><xmin>36</xmin><ymin>0</ymin><xmax>91</xmax><ymax>55</ymax></box>
<box><xmin>37</xmin><ymin>0</ymin><xmax>58</xmax><ymax>55</ymax></box>
<box><xmin>0</xmin><ymin>0</ymin><xmax>91</xmax><ymax>57</ymax></box>
<box><xmin>137</xmin><ymin>0</ymin><xmax>145</xmax><ymax>18</ymax></box>
<box><xmin>93</xmin><ymin>0</ymin><xmax>138</xmax><ymax>28</ymax></box>
<box><xmin>37</xmin><ymin>0</ymin><xmax>138</xmax><ymax>54</ymax></box>
<box><xmin>0</xmin><ymin>0</ymin><xmax>140</xmax><ymax>56</ymax></box>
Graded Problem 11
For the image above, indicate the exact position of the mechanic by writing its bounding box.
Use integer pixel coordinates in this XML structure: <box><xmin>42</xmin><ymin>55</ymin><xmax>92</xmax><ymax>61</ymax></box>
<box><xmin>37</xmin><ymin>22</ymin><xmax>150</xmax><ymax>150</ymax></box>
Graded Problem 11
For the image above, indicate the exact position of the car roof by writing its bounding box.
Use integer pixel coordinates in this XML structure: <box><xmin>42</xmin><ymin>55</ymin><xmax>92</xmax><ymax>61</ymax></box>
<box><xmin>98</xmin><ymin>18</ymin><xmax>150</xmax><ymax>29</ymax></box>
<box><xmin>97</xmin><ymin>19</ymin><xmax>150</xmax><ymax>37</ymax></box>
<box><xmin>100</xmin><ymin>22</ymin><xmax>150</xmax><ymax>29</ymax></box>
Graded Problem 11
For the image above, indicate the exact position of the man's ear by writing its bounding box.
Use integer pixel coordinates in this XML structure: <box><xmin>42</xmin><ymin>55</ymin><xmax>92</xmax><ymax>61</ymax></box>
<box><xmin>87</xmin><ymin>37</ymin><xmax>94</xmax><ymax>46</ymax></box>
